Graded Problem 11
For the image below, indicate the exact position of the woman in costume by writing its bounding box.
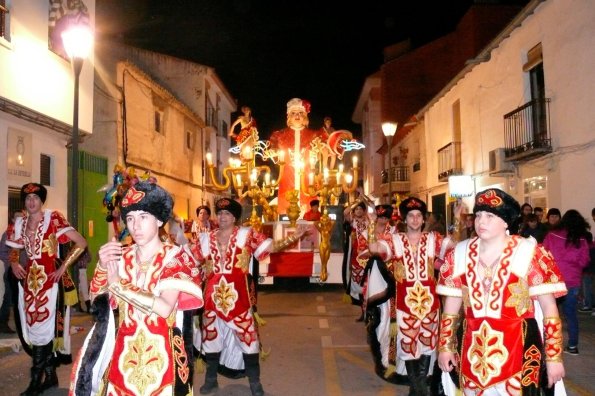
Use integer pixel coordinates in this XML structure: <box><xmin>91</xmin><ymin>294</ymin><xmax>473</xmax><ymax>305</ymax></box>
<box><xmin>7</xmin><ymin>183</ymin><xmax>87</xmax><ymax>395</ymax></box>
<box><xmin>70</xmin><ymin>180</ymin><xmax>203</xmax><ymax>396</ymax></box>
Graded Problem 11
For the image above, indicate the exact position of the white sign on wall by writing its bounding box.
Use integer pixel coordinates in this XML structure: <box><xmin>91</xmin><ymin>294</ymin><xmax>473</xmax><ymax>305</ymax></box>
<box><xmin>7</xmin><ymin>128</ymin><xmax>32</xmax><ymax>182</ymax></box>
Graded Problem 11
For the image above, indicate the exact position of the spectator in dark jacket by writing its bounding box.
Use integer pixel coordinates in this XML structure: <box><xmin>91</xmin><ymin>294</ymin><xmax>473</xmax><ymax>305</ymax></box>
<box><xmin>521</xmin><ymin>213</ymin><xmax>548</xmax><ymax>243</ymax></box>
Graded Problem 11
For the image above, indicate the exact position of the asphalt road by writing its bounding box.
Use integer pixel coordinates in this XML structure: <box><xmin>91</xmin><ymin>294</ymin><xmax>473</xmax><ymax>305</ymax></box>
<box><xmin>1</xmin><ymin>279</ymin><xmax>593</xmax><ymax>395</ymax></box>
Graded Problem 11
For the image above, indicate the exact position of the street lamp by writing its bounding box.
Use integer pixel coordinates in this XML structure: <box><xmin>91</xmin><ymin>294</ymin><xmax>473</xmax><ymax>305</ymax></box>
<box><xmin>62</xmin><ymin>22</ymin><xmax>93</xmax><ymax>228</ymax></box>
<box><xmin>382</xmin><ymin>122</ymin><xmax>397</xmax><ymax>204</ymax></box>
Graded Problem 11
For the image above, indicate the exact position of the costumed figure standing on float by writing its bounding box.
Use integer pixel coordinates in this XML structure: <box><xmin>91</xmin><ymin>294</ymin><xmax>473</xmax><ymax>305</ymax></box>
<box><xmin>268</xmin><ymin>98</ymin><xmax>328</xmax><ymax>215</ymax></box>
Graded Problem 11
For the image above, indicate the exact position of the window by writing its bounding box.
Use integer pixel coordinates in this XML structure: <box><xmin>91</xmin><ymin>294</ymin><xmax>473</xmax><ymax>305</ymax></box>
<box><xmin>220</xmin><ymin>120</ymin><xmax>228</xmax><ymax>138</ymax></box>
<box><xmin>8</xmin><ymin>187</ymin><xmax>21</xmax><ymax>218</ymax></box>
<box><xmin>154</xmin><ymin>110</ymin><xmax>163</xmax><ymax>133</ymax></box>
<box><xmin>40</xmin><ymin>153</ymin><xmax>52</xmax><ymax>186</ymax></box>
<box><xmin>524</xmin><ymin>43</ymin><xmax>547</xmax><ymax>143</ymax></box>
<box><xmin>523</xmin><ymin>176</ymin><xmax>547</xmax><ymax>209</ymax></box>
<box><xmin>0</xmin><ymin>0</ymin><xmax>10</xmax><ymax>42</ymax></box>
<box><xmin>186</xmin><ymin>129</ymin><xmax>195</xmax><ymax>150</ymax></box>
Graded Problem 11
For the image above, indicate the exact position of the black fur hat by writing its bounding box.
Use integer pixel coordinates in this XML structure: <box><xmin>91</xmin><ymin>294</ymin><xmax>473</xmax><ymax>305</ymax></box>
<box><xmin>120</xmin><ymin>181</ymin><xmax>173</xmax><ymax>224</ymax></box>
<box><xmin>215</xmin><ymin>198</ymin><xmax>242</xmax><ymax>220</ymax></box>
<box><xmin>375</xmin><ymin>204</ymin><xmax>393</xmax><ymax>219</ymax></box>
<box><xmin>473</xmin><ymin>188</ymin><xmax>520</xmax><ymax>229</ymax></box>
<box><xmin>399</xmin><ymin>197</ymin><xmax>427</xmax><ymax>219</ymax></box>
<box><xmin>21</xmin><ymin>183</ymin><xmax>47</xmax><ymax>203</ymax></box>
<box><xmin>196</xmin><ymin>205</ymin><xmax>211</xmax><ymax>217</ymax></box>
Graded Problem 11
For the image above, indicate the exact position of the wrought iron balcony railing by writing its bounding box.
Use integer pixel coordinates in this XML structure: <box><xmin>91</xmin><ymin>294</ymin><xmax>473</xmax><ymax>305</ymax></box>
<box><xmin>504</xmin><ymin>98</ymin><xmax>552</xmax><ymax>161</ymax></box>
<box><xmin>437</xmin><ymin>141</ymin><xmax>462</xmax><ymax>182</ymax></box>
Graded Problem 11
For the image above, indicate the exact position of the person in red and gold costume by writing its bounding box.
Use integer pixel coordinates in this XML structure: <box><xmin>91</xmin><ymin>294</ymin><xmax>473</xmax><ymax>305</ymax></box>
<box><xmin>229</xmin><ymin>105</ymin><xmax>257</xmax><ymax>145</ymax></box>
<box><xmin>343</xmin><ymin>190</ymin><xmax>374</xmax><ymax>321</ymax></box>
<box><xmin>437</xmin><ymin>188</ymin><xmax>567</xmax><ymax>395</ymax></box>
<box><xmin>268</xmin><ymin>98</ymin><xmax>328</xmax><ymax>215</ymax></box>
<box><xmin>369</xmin><ymin>196</ymin><xmax>454</xmax><ymax>395</ymax></box>
<box><xmin>7</xmin><ymin>183</ymin><xmax>87</xmax><ymax>395</ymax></box>
<box><xmin>360</xmin><ymin>204</ymin><xmax>410</xmax><ymax>385</ymax></box>
<box><xmin>193</xmin><ymin>198</ymin><xmax>308</xmax><ymax>396</ymax></box>
<box><xmin>303</xmin><ymin>199</ymin><xmax>322</xmax><ymax>221</ymax></box>
<box><xmin>69</xmin><ymin>180</ymin><xmax>204</xmax><ymax>396</ymax></box>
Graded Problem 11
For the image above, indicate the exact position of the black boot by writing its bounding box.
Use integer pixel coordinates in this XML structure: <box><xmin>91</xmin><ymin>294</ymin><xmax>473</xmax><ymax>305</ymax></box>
<box><xmin>405</xmin><ymin>359</ymin><xmax>420</xmax><ymax>396</ymax></box>
<box><xmin>199</xmin><ymin>352</ymin><xmax>220</xmax><ymax>395</ymax></box>
<box><xmin>243</xmin><ymin>353</ymin><xmax>264</xmax><ymax>396</ymax></box>
<box><xmin>20</xmin><ymin>345</ymin><xmax>45</xmax><ymax>396</ymax></box>
<box><xmin>41</xmin><ymin>342</ymin><xmax>58</xmax><ymax>391</ymax></box>
<box><xmin>416</xmin><ymin>355</ymin><xmax>432</xmax><ymax>396</ymax></box>
<box><xmin>430</xmin><ymin>357</ymin><xmax>446</xmax><ymax>396</ymax></box>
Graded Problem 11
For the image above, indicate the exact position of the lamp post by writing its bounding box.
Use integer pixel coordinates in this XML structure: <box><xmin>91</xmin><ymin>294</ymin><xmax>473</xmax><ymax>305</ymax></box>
<box><xmin>382</xmin><ymin>122</ymin><xmax>397</xmax><ymax>204</ymax></box>
<box><xmin>62</xmin><ymin>23</ymin><xmax>93</xmax><ymax>228</ymax></box>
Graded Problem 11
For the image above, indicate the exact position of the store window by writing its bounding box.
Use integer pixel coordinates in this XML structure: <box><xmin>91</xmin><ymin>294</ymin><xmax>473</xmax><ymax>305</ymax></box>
<box><xmin>523</xmin><ymin>176</ymin><xmax>547</xmax><ymax>209</ymax></box>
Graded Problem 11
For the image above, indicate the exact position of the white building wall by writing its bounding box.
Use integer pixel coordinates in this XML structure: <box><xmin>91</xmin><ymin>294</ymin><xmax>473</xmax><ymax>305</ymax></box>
<box><xmin>422</xmin><ymin>0</ymin><xmax>595</xmax><ymax>226</ymax></box>
<box><xmin>0</xmin><ymin>0</ymin><xmax>95</xmax><ymax>230</ymax></box>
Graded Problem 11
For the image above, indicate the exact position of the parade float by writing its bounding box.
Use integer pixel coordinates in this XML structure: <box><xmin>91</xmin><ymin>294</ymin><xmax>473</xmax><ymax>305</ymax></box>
<box><xmin>205</xmin><ymin>102</ymin><xmax>364</xmax><ymax>284</ymax></box>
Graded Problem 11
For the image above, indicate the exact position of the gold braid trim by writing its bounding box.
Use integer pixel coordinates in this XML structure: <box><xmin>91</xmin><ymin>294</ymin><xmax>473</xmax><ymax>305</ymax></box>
<box><xmin>60</xmin><ymin>246</ymin><xmax>86</xmax><ymax>270</ymax></box>
<box><xmin>272</xmin><ymin>234</ymin><xmax>300</xmax><ymax>252</ymax></box>
<box><xmin>108</xmin><ymin>279</ymin><xmax>155</xmax><ymax>315</ymax></box>
<box><xmin>438</xmin><ymin>313</ymin><xmax>460</xmax><ymax>353</ymax></box>
<box><xmin>543</xmin><ymin>316</ymin><xmax>563</xmax><ymax>362</ymax></box>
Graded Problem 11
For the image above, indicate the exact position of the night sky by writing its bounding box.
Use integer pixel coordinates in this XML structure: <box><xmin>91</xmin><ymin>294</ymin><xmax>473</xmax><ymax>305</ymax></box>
<box><xmin>96</xmin><ymin>0</ymin><xmax>527</xmax><ymax>137</ymax></box>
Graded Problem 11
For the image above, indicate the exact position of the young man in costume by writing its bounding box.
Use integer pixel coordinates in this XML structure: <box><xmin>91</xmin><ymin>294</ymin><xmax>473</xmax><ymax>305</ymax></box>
<box><xmin>303</xmin><ymin>199</ymin><xmax>322</xmax><ymax>221</ymax></box>
<box><xmin>69</xmin><ymin>180</ymin><xmax>204</xmax><ymax>395</ymax></box>
<box><xmin>7</xmin><ymin>183</ymin><xmax>87</xmax><ymax>395</ymax></box>
<box><xmin>370</xmin><ymin>196</ymin><xmax>453</xmax><ymax>395</ymax></box>
<box><xmin>437</xmin><ymin>188</ymin><xmax>567</xmax><ymax>395</ymax></box>
<box><xmin>343</xmin><ymin>191</ymin><xmax>374</xmax><ymax>321</ymax></box>
<box><xmin>194</xmin><ymin>198</ymin><xmax>308</xmax><ymax>396</ymax></box>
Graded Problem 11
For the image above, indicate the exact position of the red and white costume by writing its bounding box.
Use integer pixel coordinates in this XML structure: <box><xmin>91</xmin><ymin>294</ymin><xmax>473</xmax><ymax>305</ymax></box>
<box><xmin>6</xmin><ymin>209</ymin><xmax>76</xmax><ymax>352</ymax></box>
<box><xmin>74</xmin><ymin>243</ymin><xmax>203</xmax><ymax>395</ymax></box>
<box><xmin>345</xmin><ymin>217</ymin><xmax>370</xmax><ymax>302</ymax></box>
<box><xmin>195</xmin><ymin>226</ymin><xmax>272</xmax><ymax>360</ymax></box>
<box><xmin>437</xmin><ymin>235</ymin><xmax>567</xmax><ymax>393</ymax></box>
<box><xmin>379</xmin><ymin>231</ymin><xmax>444</xmax><ymax>361</ymax></box>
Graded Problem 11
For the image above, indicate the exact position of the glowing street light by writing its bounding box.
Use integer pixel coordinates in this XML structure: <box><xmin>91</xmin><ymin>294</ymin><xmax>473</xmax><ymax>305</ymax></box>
<box><xmin>382</xmin><ymin>122</ymin><xmax>397</xmax><ymax>204</ymax></box>
<box><xmin>62</xmin><ymin>22</ymin><xmax>93</xmax><ymax>228</ymax></box>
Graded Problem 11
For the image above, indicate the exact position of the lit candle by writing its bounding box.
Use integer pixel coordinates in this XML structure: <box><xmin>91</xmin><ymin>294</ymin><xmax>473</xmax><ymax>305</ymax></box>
<box><xmin>235</xmin><ymin>174</ymin><xmax>242</xmax><ymax>186</ymax></box>
<box><xmin>279</xmin><ymin>150</ymin><xmax>285</xmax><ymax>162</ymax></box>
<box><xmin>309</xmin><ymin>156</ymin><xmax>316</xmax><ymax>168</ymax></box>
<box><xmin>308</xmin><ymin>172</ymin><xmax>314</xmax><ymax>186</ymax></box>
<box><xmin>265</xmin><ymin>172</ymin><xmax>271</xmax><ymax>185</ymax></box>
<box><xmin>352</xmin><ymin>155</ymin><xmax>358</xmax><ymax>167</ymax></box>
<box><xmin>345</xmin><ymin>174</ymin><xmax>353</xmax><ymax>184</ymax></box>
<box><xmin>336</xmin><ymin>171</ymin><xmax>341</xmax><ymax>185</ymax></box>
<box><xmin>243</xmin><ymin>146</ymin><xmax>252</xmax><ymax>159</ymax></box>
<box><xmin>323</xmin><ymin>168</ymin><xmax>329</xmax><ymax>184</ymax></box>
<box><xmin>338</xmin><ymin>163</ymin><xmax>344</xmax><ymax>173</ymax></box>
<box><xmin>206</xmin><ymin>152</ymin><xmax>212</xmax><ymax>165</ymax></box>
<box><xmin>228</xmin><ymin>157</ymin><xmax>234</xmax><ymax>166</ymax></box>
<box><xmin>250</xmin><ymin>169</ymin><xmax>257</xmax><ymax>185</ymax></box>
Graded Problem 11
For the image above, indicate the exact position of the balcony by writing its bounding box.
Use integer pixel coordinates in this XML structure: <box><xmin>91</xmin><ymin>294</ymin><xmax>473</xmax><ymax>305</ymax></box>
<box><xmin>504</xmin><ymin>98</ymin><xmax>552</xmax><ymax>161</ymax></box>
<box><xmin>437</xmin><ymin>141</ymin><xmax>462</xmax><ymax>182</ymax></box>
<box><xmin>380</xmin><ymin>166</ymin><xmax>410</xmax><ymax>194</ymax></box>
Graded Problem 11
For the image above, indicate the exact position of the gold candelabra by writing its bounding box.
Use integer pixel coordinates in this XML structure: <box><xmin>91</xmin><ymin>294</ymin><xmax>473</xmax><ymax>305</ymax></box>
<box><xmin>205</xmin><ymin>144</ymin><xmax>284</xmax><ymax>230</ymax></box>
<box><xmin>300</xmin><ymin>152</ymin><xmax>359</xmax><ymax>281</ymax></box>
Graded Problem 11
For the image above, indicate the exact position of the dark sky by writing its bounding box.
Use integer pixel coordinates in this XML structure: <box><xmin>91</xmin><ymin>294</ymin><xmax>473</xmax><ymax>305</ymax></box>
<box><xmin>96</xmin><ymin>0</ymin><xmax>522</xmax><ymax>137</ymax></box>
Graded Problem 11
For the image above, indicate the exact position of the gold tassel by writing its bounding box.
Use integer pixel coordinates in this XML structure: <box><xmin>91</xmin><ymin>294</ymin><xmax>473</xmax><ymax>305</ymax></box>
<box><xmin>260</xmin><ymin>346</ymin><xmax>271</xmax><ymax>361</ymax></box>
<box><xmin>254</xmin><ymin>312</ymin><xmax>267</xmax><ymax>326</ymax></box>
<box><xmin>195</xmin><ymin>357</ymin><xmax>205</xmax><ymax>374</ymax></box>
<box><xmin>389</xmin><ymin>322</ymin><xmax>398</xmax><ymax>339</ymax></box>
<box><xmin>64</xmin><ymin>289</ymin><xmax>79</xmax><ymax>307</ymax></box>
<box><xmin>384</xmin><ymin>364</ymin><xmax>396</xmax><ymax>378</ymax></box>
